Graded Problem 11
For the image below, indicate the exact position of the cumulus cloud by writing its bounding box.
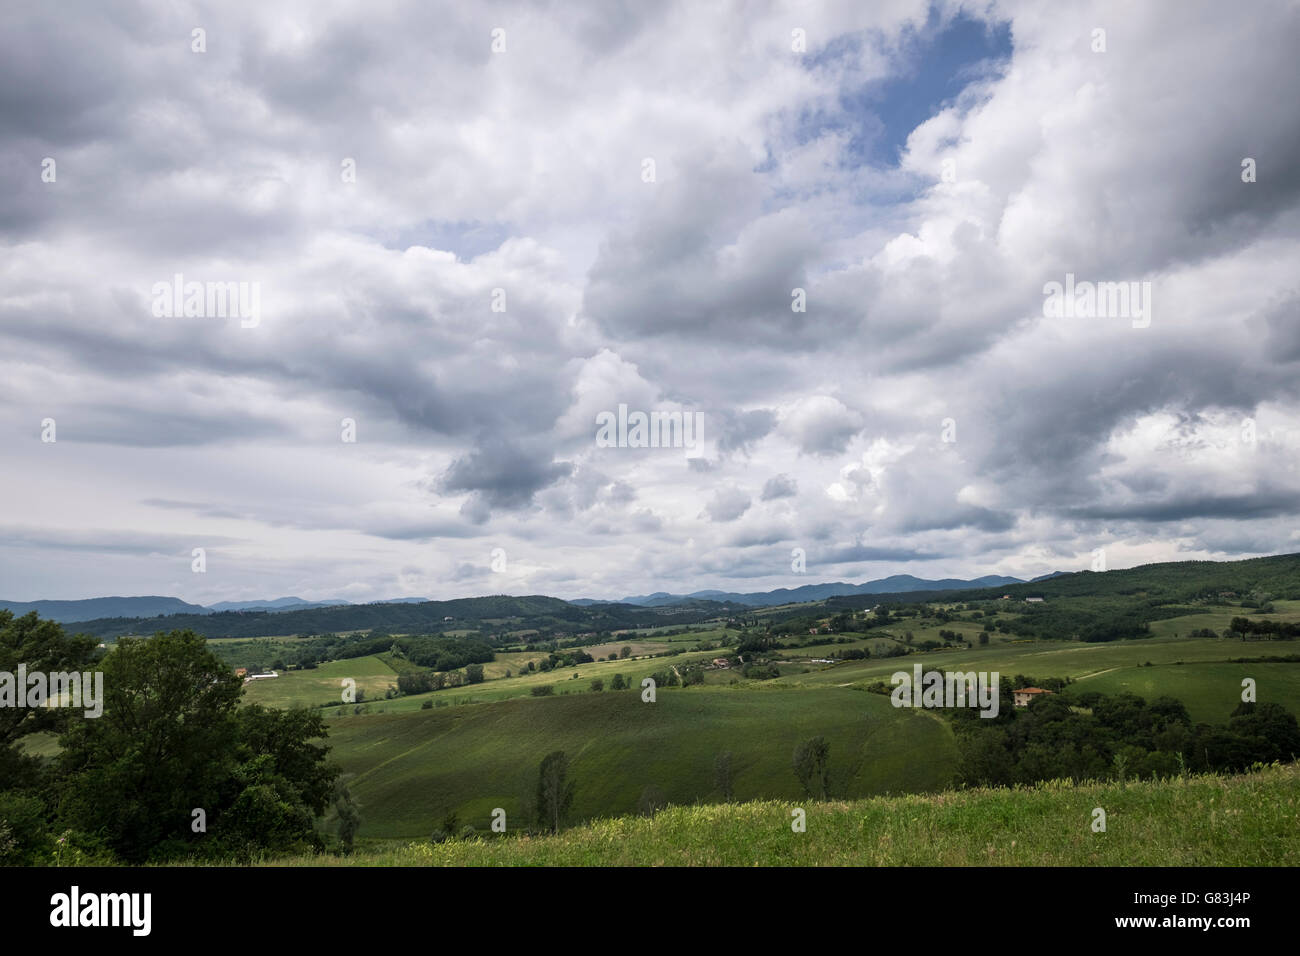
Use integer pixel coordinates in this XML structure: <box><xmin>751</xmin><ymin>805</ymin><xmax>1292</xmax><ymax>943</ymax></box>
<box><xmin>761</xmin><ymin>474</ymin><xmax>799</xmax><ymax>500</ymax></box>
<box><xmin>703</xmin><ymin>486</ymin><xmax>752</xmax><ymax>523</ymax></box>
<box><xmin>1</xmin><ymin>0</ymin><xmax>1297</xmax><ymax>602</ymax></box>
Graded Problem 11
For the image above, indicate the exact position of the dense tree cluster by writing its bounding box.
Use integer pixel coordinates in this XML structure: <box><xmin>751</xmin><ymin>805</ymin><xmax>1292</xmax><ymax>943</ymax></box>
<box><xmin>0</xmin><ymin>613</ymin><xmax>339</xmax><ymax>865</ymax></box>
<box><xmin>952</xmin><ymin>689</ymin><xmax>1300</xmax><ymax>788</ymax></box>
<box><xmin>1227</xmin><ymin>617</ymin><xmax>1300</xmax><ymax>639</ymax></box>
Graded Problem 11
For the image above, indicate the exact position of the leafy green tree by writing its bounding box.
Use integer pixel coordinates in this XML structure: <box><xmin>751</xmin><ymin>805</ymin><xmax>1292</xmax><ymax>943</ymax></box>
<box><xmin>590</xmin><ymin>678</ymin><xmax>604</xmax><ymax>692</ymax></box>
<box><xmin>792</xmin><ymin>736</ymin><xmax>830</xmax><ymax>799</ymax></box>
<box><xmin>611</xmin><ymin>673</ymin><xmax>627</xmax><ymax>690</ymax></box>
<box><xmin>57</xmin><ymin>630</ymin><xmax>334</xmax><ymax>862</ymax></box>
<box><xmin>219</xmin><ymin>704</ymin><xmax>336</xmax><ymax>857</ymax></box>
<box><xmin>0</xmin><ymin>610</ymin><xmax>100</xmax><ymax>755</ymax></box>
<box><xmin>465</xmin><ymin>663</ymin><xmax>485</xmax><ymax>684</ymax></box>
<box><xmin>620</xmin><ymin>646</ymin><xmax>632</xmax><ymax>659</ymax></box>
<box><xmin>535</xmin><ymin>750</ymin><xmax>574</xmax><ymax>833</ymax></box>
<box><xmin>332</xmin><ymin>776</ymin><xmax>361</xmax><ymax>854</ymax></box>
<box><xmin>955</xmin><ymin>727</ymin><xmax>1015</xmax><ymax>787</ymax></box>
<box><xmin>57</xmin><ymin>631</ymin><xmax>242</xmax><ymax>861</ymax></box>
<box><xmin>1228</xmin><ymin>702</ymin><xmax>1300</xmax><ymax>762</ymax></box>
<box><xmin>0</xmin><ymin>612</ymin><xmax>102</xmax><ymax>859</ymax></box>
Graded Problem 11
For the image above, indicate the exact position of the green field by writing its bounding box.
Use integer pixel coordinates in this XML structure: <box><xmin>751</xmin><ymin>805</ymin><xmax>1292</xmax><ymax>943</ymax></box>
<box><xmin>324</xmin><ymin>686</ymin><xmax>956</xmax><ymax>839</ymax></box>
<box><xmin>211</xmin><ymin>600</ymin><xmax>1300</xmax><ymax>849</ymax></box>
<box><xmin>482</xmin><ymin>640</ymin><xmax>664</xmax><ymax>678</ymax></box>
<box><xmin>319</xmin><ymin>646</ymin><xmax>727</xmax><ymax>715</ymax></box>
<box><xmin>1147</xmin><ymin>599</ymin><xmax>1300</xmax><ymax>638</ymax></box>
<box><xmin>240</xmin><ymin>656</ymin><xmax>399</xmax><ymax>709</ymax></box>
<box><xmin>773</xmin><ymin>633</ymin><xmax>1300</xmax><ymax>691</ymax></box>
<box><xmin>262</xmin><ymin>762</ymin><xmax>1300</xmax><ymax>866</ymax></box>
<box><xmin>1066</xmin><ymin>661</ymin><xmax>1300</xmax><ymax>723</ymax></box>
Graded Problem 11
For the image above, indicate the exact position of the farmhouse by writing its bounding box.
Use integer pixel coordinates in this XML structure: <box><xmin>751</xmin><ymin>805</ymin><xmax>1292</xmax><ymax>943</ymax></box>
<box><xmin>234</xmin><ymin>668</ymin><xmax>247</xmax><ymax>678</ymax></box>
<box><xmin>243</xmin><ymin>671</ymin><xmax>279</xmax><ymax>683</ymax></box>
<box><xmin>712</xmin><ymin>658</ymin><xmax>731</xmax><ymax>669</ymax></box>
<box><xmin>1013</xmin><ymin>687</ymin><xmax>1053</xmax><ymax>707</ymax></box>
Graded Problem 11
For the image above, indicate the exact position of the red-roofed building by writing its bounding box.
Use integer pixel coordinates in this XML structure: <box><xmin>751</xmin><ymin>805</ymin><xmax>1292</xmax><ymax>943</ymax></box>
<box><xmin>1013</xmin><ymin>687</ymin><xmax>1054</xmax><ymax>707</ymax></box>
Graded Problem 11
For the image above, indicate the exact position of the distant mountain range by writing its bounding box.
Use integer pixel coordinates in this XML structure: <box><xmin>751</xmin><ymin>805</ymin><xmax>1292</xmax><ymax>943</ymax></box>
<box><xmin>0</xmin><ymin>595</ymin><xmax>432</xmax><ymax>624</ymax></box>
<box><xmin>0</xmin><ymin>596</ymin><xmax>206</xmax><ymax>623</ymax></box>
<box><xmin>1</xmin><ymin>572</ymin><xmax>1075</xmax><ymax>624</ymax></box>
<box><xmin>7</xmin><ymin>552</ymin><xmax>1298</xmax><ymax>639</ymax></box>
<box><xmin>569</xmin><ymin>572</ymin><xmax>1066</xmax><ymax>608</ymax></box>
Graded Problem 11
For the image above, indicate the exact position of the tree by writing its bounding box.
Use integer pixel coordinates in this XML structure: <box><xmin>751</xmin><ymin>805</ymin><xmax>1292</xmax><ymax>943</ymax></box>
<box><xmin>714</xmin><ymin>751</ymin><xmax>734</xmax><ymax>801</ymax></box>
<box><xmin>955</xmin><ymin>727</ymin><xmax>1015</xmax><ymax>787</ymax></box>
<box><xmin>590</xmin><ymin>678</ymin><xmax>604</xmax><ymax>692</ymax></box>
<box><xmin>638</xmin><ymin>784</ymin><xmax>667</xmax><ymax>818</ymax></box>
<box><xmin>792</xmin><ymin>736</ymin><xmax>830</xmax><ymax>799</ymax></box>
<box><xmin>0</xmin><ymin>611</ymin><xmax>99</xmax><ymax>752</ymax></box>
<box><xmin>56</xmin><ymin>631</ymin><xmax>243</xmax><ymax>861</ymax></box>
<box><xmin>979</xmin><ymin>631</ymin><xmax>990</xmax><ymax>646</ymax></box>
<box><xmin>220</xmin><ymin>705</ymin><xmax>336</xmax><ymax>856</ymax></box>
<box><xmin>535</xmin><ymin>751</ymin><xmax>574</xmax><ymax>833</ymax></box>
<box><xmin>57</xmin><ymin>630</ymin><xmax>336</xmax><ymax>862</ymax></box>
<box><xmin>620</xmin><ymin>646</ymin><xmax>632</xmax><ymax>659</ymax></box>
<box><xmin>398</xmin><ymin>671</ymin><xmax>433</xmax><ymax>695</ymax></box>
<box><xmin>611</xmin><ymin>673</ymin><xmax>628</xmax><ymax>691</ymax></box>
<box><xmin>465</xmin><ymin>663</ymin><xmax>485</xmax><ymax>684</ymax></box>
<box><xmin>333</xmin><ymin>776</ymin><xmax>361</xmax><ymax>855</ymax></box>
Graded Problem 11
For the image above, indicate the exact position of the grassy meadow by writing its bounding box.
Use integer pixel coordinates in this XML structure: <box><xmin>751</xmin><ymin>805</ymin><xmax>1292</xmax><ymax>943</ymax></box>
<box><xmin>324</xmin><ymin>686</ymin><xmax>956</xmax><ymax>839</ymax></box>
<box><xmin>261</xmin><ymin>762</ymin><xmax>1300</xmax><ymax>867</ymax></box>
<box><xmin>206</xmin><ymin>600</ymin><xmax>1300</xmax><ymax>846</ymax></box>
<box><xmin>240</xmin><ymin>655</ymin><xmax>400</xmax><ymax>709</ymax></box>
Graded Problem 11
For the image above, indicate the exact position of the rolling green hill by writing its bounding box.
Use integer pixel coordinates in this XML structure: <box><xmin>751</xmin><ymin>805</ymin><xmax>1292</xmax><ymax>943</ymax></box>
<box><xmin>325</xmin><ymin>686</ymin><xmax>957</xmax><ymax>839</ymax></box>
<box><xmin>67</xmin><ymin>594</ymin><xmax>732</xmax><ymax>641</ymax></box>
<box><xmin>1062</xmin><ymin>661</ymin><xmax>1300</xmax><ymax>724</ymax></box>
<box><xmin>267</xmin><ymin>762</ymin><xmax>1300</xmax><ymax>866</ymax></box>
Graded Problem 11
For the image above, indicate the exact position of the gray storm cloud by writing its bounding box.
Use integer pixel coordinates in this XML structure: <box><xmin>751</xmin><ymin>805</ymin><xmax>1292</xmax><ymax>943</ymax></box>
<box><xmin>1</xmin><ymin>0</ymin><xmax>1298</xmax><ymax>602</ymax></box>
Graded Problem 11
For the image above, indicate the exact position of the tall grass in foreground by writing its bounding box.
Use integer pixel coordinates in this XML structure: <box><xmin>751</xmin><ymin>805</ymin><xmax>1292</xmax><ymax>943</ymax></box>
<box><xmin>256</xmin><ymin>763</ymin><xmax>1299</xmax><ymax>867</ymax></box>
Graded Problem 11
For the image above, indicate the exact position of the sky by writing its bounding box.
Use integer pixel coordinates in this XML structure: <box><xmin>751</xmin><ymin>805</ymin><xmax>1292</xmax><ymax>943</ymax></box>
<box><xmin>1</xmin><ymin>0</ymin><xmax>1298</xmax><ymax>604</ymax></box>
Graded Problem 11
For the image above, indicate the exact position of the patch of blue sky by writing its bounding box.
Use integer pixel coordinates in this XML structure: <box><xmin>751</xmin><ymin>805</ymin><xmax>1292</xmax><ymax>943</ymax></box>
<box><xmin>375</xmin><ymin>219</ymin><xmax>514</xmax><ymax>260</ymax></box>
<box><xmin>786</xmin><ymin>7</ymin><xmax>1012</xmax><ymax>171</ymax></box>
